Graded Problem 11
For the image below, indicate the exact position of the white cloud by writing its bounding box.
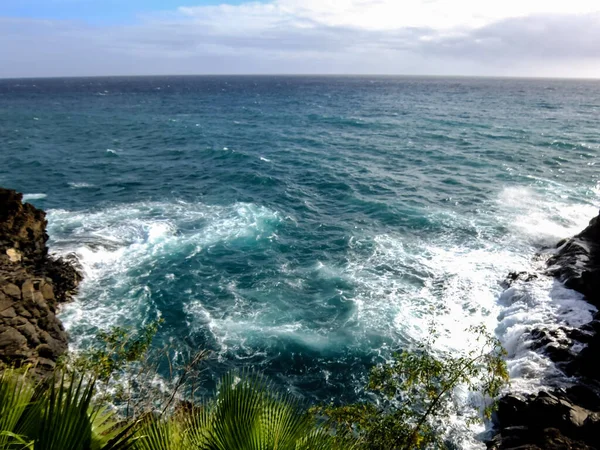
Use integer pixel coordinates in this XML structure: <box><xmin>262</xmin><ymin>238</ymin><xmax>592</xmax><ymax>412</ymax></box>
<box><xmin>1</xmin><ymin>1</ymin><xmax>600</xmax><ymax>77</ymax></box>
<box><xmin>179</xmin><ymin>0</ymin><xmax>600</xmax><ymax>30</ymax></box>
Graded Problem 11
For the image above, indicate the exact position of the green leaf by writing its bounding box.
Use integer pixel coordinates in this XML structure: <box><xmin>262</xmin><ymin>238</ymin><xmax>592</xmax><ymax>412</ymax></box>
<box><xmin>0</xmin><ymin>368</ymin><xmax>36</xmax><ymax>449</ymax></box>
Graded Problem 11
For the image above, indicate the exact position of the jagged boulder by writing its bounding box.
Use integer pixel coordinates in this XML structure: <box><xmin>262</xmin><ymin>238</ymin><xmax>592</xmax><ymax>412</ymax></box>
<box><xmin>489</xmin><ymin>391</ymin><xmax>600</xmax><ymax>449</ymax></box>
<box><xmin>488</xmin><ymin>426</ymin><xmax>595</xmax><ymax>450</ymax></box>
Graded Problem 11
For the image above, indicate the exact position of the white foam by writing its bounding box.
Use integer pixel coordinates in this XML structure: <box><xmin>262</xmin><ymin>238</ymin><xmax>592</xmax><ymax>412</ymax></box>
<box><xmin>497</xmin><ymin>278</ymin><xmax>595</xmax><ymax>391</ymax></box>
<box><xmin>22</xmin><ymin>193</ymin><xmax>47</xmax><ymax>201</ymax></box>
<box><xmin>175</xmin><ymin>183</ymin><xmax>597</xmax><ymax>383</ymax></box>
<box><xmin>48</xmin><ymin>200</ymin><xmax>281</xmax><ymax>344</ymax></box>
<box><xmin>497</xmin><ymin>186</ymin><xmax>598</xmax><ymax>245</ymax></box>
<box><xmin>68</xmin><ymin>182</ymin><xmax>94</xmax><ymax>189</ymax></box>
<box><xmin>260</xmin><ymin>156</ymin><xmax>271</xmax><ymax>162</ymax></box>
<box><xmin>192</xmin><ymin>312</ymin><xmax>333</xmax><ymax>352</ymax></box>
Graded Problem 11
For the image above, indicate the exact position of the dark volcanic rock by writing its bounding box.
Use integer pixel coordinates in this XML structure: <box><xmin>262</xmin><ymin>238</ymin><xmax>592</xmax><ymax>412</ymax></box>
<box><xmin>0</xmin><ymin>188</ymin><xmax>81</xmax><ymax>376</ymax></box>
<box><xmin>491</xmin><ymin>211</ymin><xmax>600</xmax><ymax>449</ymax></box>
<box><xmin>488</xmin><ymin>426</ymin><xmax>595</xmax><ymax>450</ymax></box>
<box><xmin>567</xmin><ymin>332</ymin><xmax>600</xmax><ymax>380</ymax></box>
<box><xmin>489</xmin><ymin>392</ymin><xmax>600</xmax><ymax>449</ymax></box>
<box><xmin>547</xmin><ymin>212</ymin><xmax>600</xmax><ymax>307</ymax></box>
<box><xmin>503</xmin><ymin>271</ymin><xmax>539</xmax><ymax>288</ymax></box>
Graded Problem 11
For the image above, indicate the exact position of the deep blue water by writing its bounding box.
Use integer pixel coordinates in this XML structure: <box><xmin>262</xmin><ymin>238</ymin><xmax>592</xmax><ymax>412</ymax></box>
<box><xmin>1</xmin><ymin>76</ymin><xmax>599</xmax><ymax>445</ymax></box>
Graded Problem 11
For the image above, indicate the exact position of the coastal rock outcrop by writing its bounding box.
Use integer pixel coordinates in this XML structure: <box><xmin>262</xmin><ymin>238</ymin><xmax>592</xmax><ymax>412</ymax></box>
<box><xmin>547</xmin><ymin>214</ymin><xmax>600</xmax><ymax>308</ymax></box>
<box><xmin>0</xmin><ymin>188</ymin><xmax>81</xmax><ymax>376</ymax></box>
<box><xmin>490</xmin><ymin>211</ymin><xmax>600</xmax><ymax>449</ymax></box>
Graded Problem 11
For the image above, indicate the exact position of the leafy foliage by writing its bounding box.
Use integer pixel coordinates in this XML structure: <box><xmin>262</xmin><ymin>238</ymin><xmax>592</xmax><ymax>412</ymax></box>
<box><xmin>70</xmin><ymin>321</ymin><xmax>163</xmax><ymax>382</ymax></box>
<box><xmin>0</xmin><ymin>323</ymin><xmax>508</xmax><ymax>450</ymax></box>
<box><xmin>314</xmin><ymin>325</ymin><xmax>509</xmax><ymax>449</ymax></box>
<box><xmin>64</xmin><ymin>320</ymin><xmax>207</xmax><ymax>420</ymax></box>
<box><xmin>135</xmin><ymin>372</ymin><xmax>343</xmax><ymax>450</ymax></box>
<box><xmin>0</xmin><ymin>367</ymin><xmax>340</xmax><ymax>450</ymax></box>
<box><xmin>0</xmin><ymin>369</ymin><xmax>137</xmax><ymax>450</ymax></box>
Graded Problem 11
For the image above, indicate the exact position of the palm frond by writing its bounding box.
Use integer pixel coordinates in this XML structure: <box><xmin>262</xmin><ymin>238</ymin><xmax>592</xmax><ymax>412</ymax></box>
<box><xmin>179</xmin><ymin>406</ymin><xmax>212</xmax><ymax>449</ymax></box>
<box><xmin>206</xmin><ymin>372</ymin><xmax>266</xmax><ymax>450</ymax></box>
<box><xmin>90</xmin><ymin>406</ymin><xmax>139</xmax><ymax>450</ymax></box>
<box><xmin>201</xmin><ymin>372</ymin><xmax>337</xmax><ymax>450</ymax></box>
<box><xmin>0</xmin><ymin>368</ymin><xmax>36</xmax><ymax>449</ymax></box>
<box><xmin>134</xmin><ymin>416</ymin><xmax>184</xmax><ymax>450</ymax></box>
<box><xmin>1</xmin><ymin>367</ymin><xmax>341</xmax><ymax>450</ymax></box>
<box><xmin>32</xmin><ymin>371</ymin><xmax>96</xmax><ymax>450</ymax></box>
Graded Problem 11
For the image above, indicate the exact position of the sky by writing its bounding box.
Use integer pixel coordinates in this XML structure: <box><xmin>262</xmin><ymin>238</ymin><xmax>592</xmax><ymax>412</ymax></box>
<box><xmin>1</xmin><ymin>0</ymin><xmax>600</xmax><ymax>78</ymax></box>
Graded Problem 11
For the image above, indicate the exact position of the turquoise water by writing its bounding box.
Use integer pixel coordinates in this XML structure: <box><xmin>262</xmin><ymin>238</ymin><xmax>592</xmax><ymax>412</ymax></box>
<box><xmin>1</xmin><ymin>76</ymin><xmax>599</xmax><ymax>445</ymax></box>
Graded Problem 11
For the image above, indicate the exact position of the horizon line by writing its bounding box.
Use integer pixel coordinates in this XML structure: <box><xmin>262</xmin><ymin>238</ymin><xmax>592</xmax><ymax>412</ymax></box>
<box><xmin>2</xmin><ymin>73</ymin><xmax>600</xmax><ymax>82</ymax></box>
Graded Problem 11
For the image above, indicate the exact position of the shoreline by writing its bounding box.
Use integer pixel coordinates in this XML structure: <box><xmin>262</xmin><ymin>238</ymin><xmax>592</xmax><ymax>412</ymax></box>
<box><xmin>489</xmin><ymin>211</ymin><xmax>600</xmax><ymax>449</ymax></box>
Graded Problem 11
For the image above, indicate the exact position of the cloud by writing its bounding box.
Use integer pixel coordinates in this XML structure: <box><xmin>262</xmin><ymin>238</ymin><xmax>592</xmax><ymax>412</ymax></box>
<box><xmin>420</xmin><ymin>13</ymin><xmax>600</xmax><ymax>60</ymax></box>
<box><xmin>179</xmin><ymin>0</ymin><xmax>600</xmax><ymax>30</ymax></box>
<box><xmin>1</xmin><ymin>1</ymin><xmax>600</xmax><ymax>77</ymax></box>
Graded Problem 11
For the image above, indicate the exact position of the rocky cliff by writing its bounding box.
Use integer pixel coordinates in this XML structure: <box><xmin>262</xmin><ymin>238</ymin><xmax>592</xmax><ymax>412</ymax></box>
<box><xmin>0</xmin><ymin>188</ymin><xmax>81</xmax><ymax>376</ymax></box>
<box><xmin>490</xmin><ymin>211</ymin><xmax>600</xmax><ymax>449</ymax></box>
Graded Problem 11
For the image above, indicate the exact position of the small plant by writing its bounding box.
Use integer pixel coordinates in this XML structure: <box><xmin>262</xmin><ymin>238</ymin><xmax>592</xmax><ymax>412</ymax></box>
<box><xmin>65</xmin><ymin>320</ymin><xmax>208</xmax><ymax>420</ymax></box>
<box><xmin>314</xmin><ymin>325</ymin><xmax>509</xmax><ymax>449</ymax></box>
<box><xmin>71</xmin><ymin>320</ymin><xmax>163</xmax><ymax>382</ymax></box>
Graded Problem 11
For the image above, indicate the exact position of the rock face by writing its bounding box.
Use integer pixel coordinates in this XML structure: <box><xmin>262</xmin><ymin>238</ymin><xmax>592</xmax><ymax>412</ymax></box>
<box><xmin>490</xmin><ymin>211</ymin><xmax>600</xmax><ymax>449</ymax></box>
<box><xmin>0</xmin><ymin>188</ymin><xmax>81</xmax><ymax>376</ymax></box>
<box><xmin>547</xmin><ymin>214</ymin><xmax>600</xmax><ymax>308</ymax></box>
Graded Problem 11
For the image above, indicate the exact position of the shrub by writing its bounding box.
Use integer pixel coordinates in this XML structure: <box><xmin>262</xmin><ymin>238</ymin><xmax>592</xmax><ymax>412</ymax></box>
<box><xmin>314</xmin><ymin>325</ymin><xmax>509</xmax><ymax>449</ymax></box>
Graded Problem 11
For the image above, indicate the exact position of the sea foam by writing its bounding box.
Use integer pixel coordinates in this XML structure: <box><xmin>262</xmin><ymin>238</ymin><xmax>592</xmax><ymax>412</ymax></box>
<box><xmin>49</xmin><ymin>200</ymin><xmax>282</xmax><ymax>345</ymax></box>
<box><xmin>22</xmin><ymin>193</ymin><xmax>47</xmax><ymax>201</ymax></box>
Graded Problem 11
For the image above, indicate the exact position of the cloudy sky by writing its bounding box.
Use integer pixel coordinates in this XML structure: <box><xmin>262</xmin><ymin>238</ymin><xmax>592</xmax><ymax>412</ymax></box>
<box><xmin>1</xmin><ymin>0</ymin><xmax>599</xmax><ymax>78</ymax></box>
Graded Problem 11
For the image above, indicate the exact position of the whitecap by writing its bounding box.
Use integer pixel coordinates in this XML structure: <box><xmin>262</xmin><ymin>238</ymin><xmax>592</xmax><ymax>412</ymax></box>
<box><xmin>68</xmin><ymin>182</ymin><xmax>94</xmax><ymax>189</ymax></box>
<box><xmin>23</xmin><ymin>193</ymin><xmax>47</xmax><ymax>201</ymax></box>
<box><xmin>259</xmin><ymin>156</ymin><xmax>271</xmax><ymax>162</ymax></box>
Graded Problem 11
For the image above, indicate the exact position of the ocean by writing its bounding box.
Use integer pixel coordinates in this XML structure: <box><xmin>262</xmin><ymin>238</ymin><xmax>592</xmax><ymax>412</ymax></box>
<box><xmin>1</xmin><ymin>76</ymin><xmax>599</xmax><ymax>447</ymax></box>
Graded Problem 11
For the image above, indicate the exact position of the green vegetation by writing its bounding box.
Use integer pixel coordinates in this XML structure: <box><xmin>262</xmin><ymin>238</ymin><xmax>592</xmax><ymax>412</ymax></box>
<box><xmin>135</xmin><ymin>372</ymin><xmax>342</xmax><ymax>450</ymax></box>
<box><xmin>314</xmin><ymin>325</ymin><xmax>509</xmax><ymax>449</ymax></box>
<box><xmin>0</xmin><ymin>368</ymin><xmax>136</xmax><ymax>450</ymax></box>
<box><xmin>0</xmin><ymin>369</ymin><xmax>339</xmax><ymax>450</ymax></box>
<box><xmin>0</xmin><ymin>324</ymin><xmax>508</xmax><ymax>450</ymax></box>
<box><xmin>61</xmin><ymin>320</ymin><xmax>207</xmax><ymax>420</ymax></box>
<box><xmin>69</xmin><ymin>321</ymin><xmax>163</xmax><ymax>382</ymax></box>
